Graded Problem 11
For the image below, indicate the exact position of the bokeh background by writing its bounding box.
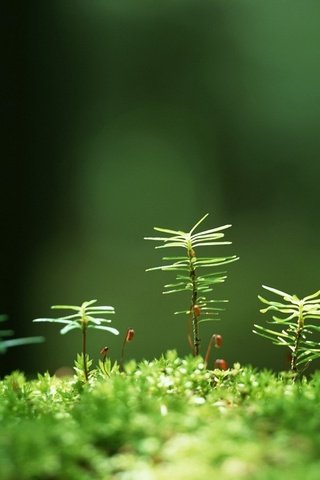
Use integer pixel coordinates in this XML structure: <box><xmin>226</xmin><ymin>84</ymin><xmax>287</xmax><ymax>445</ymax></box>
<box><xmin>2</xmin><ymin>1</ymin><xmax>320</xmax><ymax>375</ymax></box>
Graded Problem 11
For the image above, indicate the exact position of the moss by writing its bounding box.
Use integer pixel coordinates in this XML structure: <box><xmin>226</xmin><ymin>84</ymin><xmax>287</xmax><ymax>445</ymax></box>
<box><xmin>1</xmin><ymin>353</ymin><xmax>320</xmax><ymax>479</ymax></box>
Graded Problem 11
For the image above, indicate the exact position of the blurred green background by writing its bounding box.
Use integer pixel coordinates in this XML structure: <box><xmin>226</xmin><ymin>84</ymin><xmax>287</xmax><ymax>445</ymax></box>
<box><xmin>2</xmin><ymin>1</ymin><xmax>320</xmax><ymax>375</ymax></box>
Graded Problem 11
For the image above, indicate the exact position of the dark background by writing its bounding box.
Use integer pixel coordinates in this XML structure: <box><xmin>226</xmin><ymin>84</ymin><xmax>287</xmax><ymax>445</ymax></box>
<box><xmin>2</xmin><ymin>1</ymin><xmax>320</xmax><ymax>375</ymax></box>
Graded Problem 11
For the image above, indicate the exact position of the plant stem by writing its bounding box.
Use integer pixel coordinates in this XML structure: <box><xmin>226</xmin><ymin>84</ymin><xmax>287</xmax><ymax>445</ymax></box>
<box><xmin>82</xmin><ymin>326</ymin><xmax>88</xmax><ymax>382</ymax></box>
<box><xmin>188</xmin><ymin>247</ymin><xmax>199</xmax><ymax>356</ymax></box>
<box><xmin>291</xmin><ymin>305</ymin><xmax>304</xmax><ymax>376</ymax></box>
<box><xmin>120</xmin><ymin>337</ymin><xmax>126</xmax><ymax>371</ymax></box>
<box><xmin>187</xmin><ymin>321</ymin><xmax>194</xmax><ymax>354</ymax></box>
<box><xmin>204</xmin><ymin>335</ymin><xmax>216</xmax><ymax>365</ymax></box>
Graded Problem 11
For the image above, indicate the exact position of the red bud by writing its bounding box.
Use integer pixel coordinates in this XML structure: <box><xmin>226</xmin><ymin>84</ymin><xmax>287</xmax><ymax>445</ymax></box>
<box><xmin>193</xmin><ymin>305</ymin><xmax>201</xmax><ymax>317</ymax></box>
<box><xmin>215</xmin><ymin>335</ymin><xmax>222</xmax><ymax>348</ymax></box>
<box><xmin>214</xmin><ymin>359</ymin><xmax>228</xmax><ymax>370</ymax></box>
<box><xmin>125</xmin><ymin>328</ymin><xmax>135</xmax><ymax>342</ymax></box>
<box><xmin>100</xmin><ymin>346</ymin><xmax>109</xmax><ymax>356</ymax></box>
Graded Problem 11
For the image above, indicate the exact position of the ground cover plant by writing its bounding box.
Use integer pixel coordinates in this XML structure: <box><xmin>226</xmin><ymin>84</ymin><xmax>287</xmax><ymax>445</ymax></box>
<box><xmin>1</xmin><ymin>354</ymin><xmax>320</xmax><ymax>479</ymax></box>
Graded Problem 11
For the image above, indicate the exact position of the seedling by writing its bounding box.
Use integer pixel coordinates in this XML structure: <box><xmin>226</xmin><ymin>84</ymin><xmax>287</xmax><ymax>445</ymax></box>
<box><xmin>33</xmin><ymin>300</ymin><xmax>119</xmax><ymax>381</ymax></box>
<box><xmin>253</xmin><ymin>286</ymin><xmax>320</xmax><ymax>378</ymax></box>
<box><xmin>0</xmin><ymin>314</ymin><xmax>44</xmax><ymax>355</ymax></box>
<box><xmin>145</xmin><ymin>213</ymin><xmax>238</xmax><ymax>355</ymax></box>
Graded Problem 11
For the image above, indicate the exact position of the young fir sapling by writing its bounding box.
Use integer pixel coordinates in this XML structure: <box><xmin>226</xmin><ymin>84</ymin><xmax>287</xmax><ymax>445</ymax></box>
<box><xmin>253</xmin><ymin>285</ymin><xmax>320</xmax><ymax>377</ymax></box>
<box><xmin>33</xmin><ymin>300</ymin><xmax>119</xmax><ymax>381</ymax></box>
<box><xmin>145</xmin><ymin>214</ymin><xmax>238</xmax><ymax>356</ymax></box>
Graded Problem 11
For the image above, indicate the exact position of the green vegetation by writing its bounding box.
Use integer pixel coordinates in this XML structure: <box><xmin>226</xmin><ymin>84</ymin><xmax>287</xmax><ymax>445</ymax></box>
<box><xmin>1</xmin><ymin>214</ymin><xmax>320</xmax><ymax>479</ymax></box>
<box><xmin>33</xmin><ymin>300</ymin><xmax>119</xmax><ymax>381</ymax></box>
<box><xmin>145</xmin><ymin>214</ymin><xmax>238</xmax><ymax>355</ymax></box>
<box><xmin>1</xmin><ymin>353</ymin><xmax>320</xmax><ymax>479</ymax></box>
<box><xmin>253</xmin><ymin>286</ymin><xmax>320</xmax><ymax>378</ymax></box>
<box><xmin>0</xmin><ymin>314</ymin><xmax>44</xmax><ymax>354</ymax></box>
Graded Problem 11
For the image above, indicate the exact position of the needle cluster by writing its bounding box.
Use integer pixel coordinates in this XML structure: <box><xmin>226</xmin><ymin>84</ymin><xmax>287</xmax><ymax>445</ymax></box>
<box><xmin>253</xmin><ymin>285</ymin><xmax>320</xmax><ymax>377</ymax></box>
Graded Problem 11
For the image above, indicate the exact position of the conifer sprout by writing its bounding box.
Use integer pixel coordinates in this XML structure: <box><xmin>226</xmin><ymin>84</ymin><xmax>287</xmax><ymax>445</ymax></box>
<box><xmin>145</xmin><ymin>213</ymin><xmax>239</xmax><ymax>355</ymax></box>
<box><xmin>34</xmin><ymin>300</ymin><xmax>119</xmax><ymax>381</ymax></box>
<box><xmin>253</xmin><ymin>286</ymin><xmax>320</xmax><ymax>378</ymax></box>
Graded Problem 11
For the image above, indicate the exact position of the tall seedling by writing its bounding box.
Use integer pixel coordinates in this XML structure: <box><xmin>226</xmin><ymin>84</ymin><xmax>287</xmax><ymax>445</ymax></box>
<box><xmin>145</xmin><ymin>214</ymin><xmax>238</xmax><ymax>355</ymax></box>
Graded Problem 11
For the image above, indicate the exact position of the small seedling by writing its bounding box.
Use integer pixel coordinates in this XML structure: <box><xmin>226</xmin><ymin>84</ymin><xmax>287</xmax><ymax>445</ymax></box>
<box><xmin>253</xmin><ymin>285</ymin><xmax>320</xmax><ymax>378</ymax></box>
<box><xmin>34</xmin><ymin>300</ymin><xmax>119</xmax><ymax>381</ymax></box>
<box><xmin>0</xmin><ymin>314</ymin><xmax>44</xmax><ymax>355</ymax></box>
<box><xmin>145</xmin><ymin>213</ymin><xmax>238</xmax><ymax>355</ymax></box>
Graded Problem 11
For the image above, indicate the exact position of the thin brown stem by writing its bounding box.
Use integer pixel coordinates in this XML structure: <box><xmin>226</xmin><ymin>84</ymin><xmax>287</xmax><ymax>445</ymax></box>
<box><xmin>188</xmin><ymin>247</ymin><xmax>200</xmax><ymax>356</ymax></box>
<box><xmin>120</xmin><ymin>328</ymin><xmax>135</xmax><ymax>371</ymax></box>
<box><xmin>187</xmin><ymin>316</ymin><xmax>194</xmax><ymax>354</ymax></box>
<box><xmin>120</xmin><ymin>337</ymin><xmax>126</xmax><ymax>371</ymax></box>
<box><xmin>82</xmin><ymin>326</ymin><xmax>88</xmax><ymax>381</ymax></box>
<box><xmin>204</xmin><ymin>335</ymin><xmax>216</xmax><ymax>365</ymax></box>
<box><xmin>291</xmin><ymin>307</ymin><xmax>304</xmax><ymax>379</ymax></box>
<box><xmin>291</xmin><ymin>328</ymin><xmax>302</xmax><ymax>374</ymax></box>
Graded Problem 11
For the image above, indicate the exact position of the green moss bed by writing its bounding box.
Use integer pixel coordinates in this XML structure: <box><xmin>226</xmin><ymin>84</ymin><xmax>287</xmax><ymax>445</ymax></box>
<box><xmin>1</xmin><ymin>351</ymin><xmax>320</xmax><ymax>479</ymax></box>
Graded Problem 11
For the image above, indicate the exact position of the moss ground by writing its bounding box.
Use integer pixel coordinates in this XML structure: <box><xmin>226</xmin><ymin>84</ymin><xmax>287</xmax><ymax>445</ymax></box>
<box><xmin>1</xmin><ymin>351</ymin><xmax>320</xmax><ymax>479</ymax></box>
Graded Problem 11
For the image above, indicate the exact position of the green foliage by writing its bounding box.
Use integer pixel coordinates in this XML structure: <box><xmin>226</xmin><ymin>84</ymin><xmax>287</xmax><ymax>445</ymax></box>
<box><xmin>0</xmin><ymin>314</ymin><xmax>44</xmax><ymax>355</ymax></box>
<box><xmin>34</xmin><ymin>300</ymin><xmax>119</xmax><ymax>381</ymax></box>
<box><xmin>33</xmin><ymin>300</ymin><xmax>118</xmax><ymax>336</ymax></box>
<box><xmin>97</xmin><ymin>357</ymin><xmax>120</xmax><ymax>378</ymax></box>
<box><xmin>145</xmin><ymin>214</ymin><xmax>238</xmax><ymax>355</ymax></box>
<box><xmin>1</xmin><ymin>356</ymin><xmax>320</xmax><ymax>479</ymax></box>
<box><xmin>73</xmin><ymin>353</ymin><xmax>94</xmax><ymax>383</ymax></box>
<box><xmin>253</xmin><ymin>285</ymin><xmax>320</xmax><ymax>377</ymax></box>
